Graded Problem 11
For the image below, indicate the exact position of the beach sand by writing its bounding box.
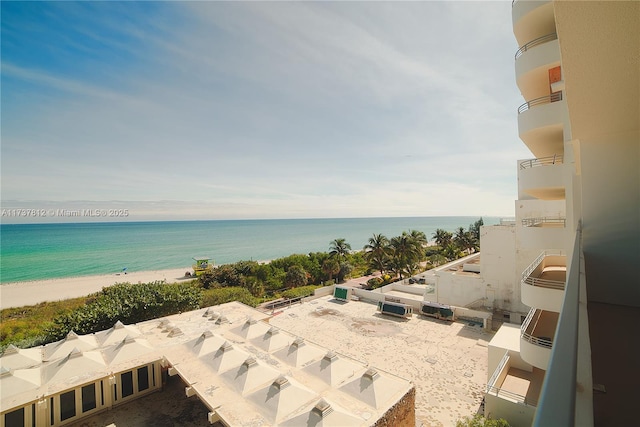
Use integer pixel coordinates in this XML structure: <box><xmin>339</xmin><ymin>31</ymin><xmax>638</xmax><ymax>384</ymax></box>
<box><xmin>0</xmin><ymin>267</ymin><xmax>193</xmax><ymax>310</ymax></box>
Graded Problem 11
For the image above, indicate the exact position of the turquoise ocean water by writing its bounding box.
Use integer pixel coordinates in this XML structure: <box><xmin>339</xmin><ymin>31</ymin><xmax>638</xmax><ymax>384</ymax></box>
<box><xmin>0</xmin><ymin>217</ymin><xmax>498</xmax><ymax>283</ymax></box>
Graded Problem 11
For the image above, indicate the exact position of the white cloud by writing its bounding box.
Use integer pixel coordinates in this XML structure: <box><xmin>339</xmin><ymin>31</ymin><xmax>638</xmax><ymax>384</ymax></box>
<box><xmin>1</xmin><ymin>1</ymin><xmax>531</xmax><ymax>221</ymax></box>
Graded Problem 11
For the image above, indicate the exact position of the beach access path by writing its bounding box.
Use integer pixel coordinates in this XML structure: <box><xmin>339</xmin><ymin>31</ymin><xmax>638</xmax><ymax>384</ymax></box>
<box><xmin>0</xmin><ymin>268</ymin><xmax>191</xmax><ymax>310</ymax></box>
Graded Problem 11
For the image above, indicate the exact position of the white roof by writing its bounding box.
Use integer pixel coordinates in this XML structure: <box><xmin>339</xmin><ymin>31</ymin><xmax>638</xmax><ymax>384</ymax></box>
<box><xmin>0</xmin><ymin>345</ymin><xmax>41</xmax><ymax>370</ymax></box>
<box><xmin>95</xmin><ymin>321</ymin><xmax>142</xmax><ymax>346</ymax></box>
<box><xmin>246</xmin><ymin>376</ymin><xmax>318</xmax><ymax>424</ymax></box>
<box><xmin>0</xmin><ymin>367</ymin><xmax>41</xmax><ymax>398</ymax></box>
<box><xmin>2</xmin><ymin>302</ymin><xmax>413</xmax><ymax>426</ymax></box>
<box><xmin>303</xmin><ymin>352</ymin><xmax>365</xmax><ymax>386</ymax></box>
<box><xmin>43</xmin><ymin>330</ymin><xmax>98</xmax><ymax>361</ymax></box>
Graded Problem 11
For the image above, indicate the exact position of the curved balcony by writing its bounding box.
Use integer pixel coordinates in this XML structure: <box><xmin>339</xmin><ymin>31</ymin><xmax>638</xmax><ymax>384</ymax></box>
<box><xmin>518</xmin><ymin>156</ymin><xmax>565</xmax><ymax>200</ymax></box>
<box><xmin>521</xmin><ymin>308</ymin><xmax>558</xmax><ymax>369</ymax></box>
<box><xmin>512</xmin><ymin>0</ymin><xmax>556</xmax><ymax>47</ymax></box>
<box><xmin>485</xmin><ymin>352</ymin><xmax>542</xmax><ymax>426</ymax></box>
<box><xmin>521</xmin><ymin>251</ymin><xmax>566</xmax><ymax>312</ymax></box>
<box><xmin>517</xmin><ymin>93</ymin><xmax>566</xmax><ymax>158</ymax></box>
<box><xmin>515</xmin><ymin>34</ymin><xmax>560</xmax><ymax>101</ymax></box>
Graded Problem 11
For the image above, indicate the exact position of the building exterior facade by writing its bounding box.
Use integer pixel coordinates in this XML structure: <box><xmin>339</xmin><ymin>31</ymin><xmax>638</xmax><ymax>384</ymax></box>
<box><xmin>485</xmin><ymin>1</ymin><xmax>639</xmax><ymax>426</ymax></box>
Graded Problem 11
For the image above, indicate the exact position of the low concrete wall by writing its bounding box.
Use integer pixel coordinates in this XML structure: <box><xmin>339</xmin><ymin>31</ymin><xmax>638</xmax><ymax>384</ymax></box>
<box><xmin>454</xmin><ymin>307</ymin><xmax>493</xmax><ymax>330</ymax></box>
<box><xmin>389</xmin><ymin>283</ymin><xmax>427</xmax><ymax>296</ymax></box>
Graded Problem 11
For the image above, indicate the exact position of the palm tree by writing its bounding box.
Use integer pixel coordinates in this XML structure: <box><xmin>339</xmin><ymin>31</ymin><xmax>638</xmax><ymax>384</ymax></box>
<box><xmin>453</xmin><ymin>227</ymin><xmax>476</xmax><ymax>254</ymax></box>
<box><xmin>363</xmin><ymin>234</ymin><xmax>389</xmax><ymax>275</ymax></box>
<box><xmin>388</xmin><ymin>232</ymin><xmax>423</xmax><ymax>279</ymax></box>
<box><xmin>408</xmin><ymin>229</ymin><xmax>428</xmax><ymax>248</ymax></box>
<box><xmin>329</xmin><ymin>238</ymin><xmax>351</xmax><ymax>262</ymax></box>
<box><xmin>432</xmin><ymin>229</ymin><xmax>453</xmax><ymax>248</ymax></box>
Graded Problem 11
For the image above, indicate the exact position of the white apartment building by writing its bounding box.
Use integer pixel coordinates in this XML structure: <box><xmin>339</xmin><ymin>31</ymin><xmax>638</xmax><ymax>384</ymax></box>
<box><xmin>485</xmin><ymin>1</ymin><xmax>639</xmax><ymax>426</ymax></box>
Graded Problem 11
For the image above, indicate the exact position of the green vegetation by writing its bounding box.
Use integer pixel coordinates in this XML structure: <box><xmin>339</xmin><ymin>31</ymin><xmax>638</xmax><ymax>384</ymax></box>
<box><xmin>201</xmin><ymin>287</ymin><xmax>260</xmax><ymax>308</ymax></box>
<box><xmin>456</xmin><ymin>414</ymin><xmax>510</xmax><ymax>427</ymax></box>
<box><xmin>45</xmin><ymin>282</ymin><xmax>202</xmax><ymax>342</ymax></box>
<box><xmin>0</xmin><ymin>218</ymin><xmax>484</xmax><ymax>352</ymax></box>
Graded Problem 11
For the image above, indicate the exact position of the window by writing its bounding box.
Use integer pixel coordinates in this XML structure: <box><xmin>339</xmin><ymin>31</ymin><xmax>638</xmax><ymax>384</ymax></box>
<box><xmin>82</xmin><ymin>383</ymin><xmax>97</xmax><ymax>413</ymax></box>
<box><xmin>121</xmin><ymin>371</ymin><xmax>134</xmax><ymax>398</ymax></box>
<box><xmin>5</xmin><ymin>407</ymin><xmax>24</xmax><ymax>427</ymax></box>
<box><xmin>60</xmin><ymin>390</ymin><xmax>76</xmax><ymax>421</ymax></box>
<box><xmin>138</xmin><ymin>366</ymin><xmax>150</xmax><ymax>392</ymax></box>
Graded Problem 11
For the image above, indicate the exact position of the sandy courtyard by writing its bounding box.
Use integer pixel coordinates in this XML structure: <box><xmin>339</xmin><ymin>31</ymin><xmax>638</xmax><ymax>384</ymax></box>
<box><xmin>268</xmin><ymin>296</ymin><xmax>489</xmax><ymax>427</ymax></box>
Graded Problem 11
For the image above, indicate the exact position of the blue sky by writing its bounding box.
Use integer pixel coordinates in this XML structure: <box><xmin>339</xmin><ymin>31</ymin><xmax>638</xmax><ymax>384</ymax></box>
<box><xmin>1</xmin><ymin>1</ymin><xmax>531</xmax><ymax>222</ymax></box>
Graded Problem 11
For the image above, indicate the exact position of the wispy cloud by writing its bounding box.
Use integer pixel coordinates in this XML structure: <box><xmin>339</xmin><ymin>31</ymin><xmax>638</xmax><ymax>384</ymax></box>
<box><xmin>1</xmin><ymin>1</ymin><xmax>530</xmax><ymax>222</ymax></box>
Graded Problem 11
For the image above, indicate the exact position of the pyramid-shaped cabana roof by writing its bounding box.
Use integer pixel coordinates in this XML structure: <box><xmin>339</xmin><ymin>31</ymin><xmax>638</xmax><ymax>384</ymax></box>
<box><xmin>183</xmin><ymin>330</ymin><xmax>227</xmax><ymax>358</ymax></box>
<box><xmin>41</xmin><ymin>348</ymin><xmax>106</xmax><ymax>384</ymax></box>
<box><xmin>0</xmin><ymin>366</ymin><xmax>41</xmax><ymax>399</ymax></box>
<box><xmin>95</xmin><ymin>320</ymin><xmax>142</xmax><ymax>346</ymax></box>
<box><xmin>303</xmin><ymin>351</ymin><xmax>365</xmax><ymax>386</ymax></box>
<box><xmin>246</xmin><ymin>375</ymin><xmax>318</xmax><ymax>424</ymax></box>
<box><xmin>220</xmin><ymin>356</ymin><xmax>280</xmax><ymax>396</ymax></box>
<box><xmin>0</xmin><ymin>344</ymin><xmax>42</xmax><ymax>370</ymax></box>
<box><xmin>273</xmin><ymin>337</ymin><xmax>326</xmax><ymax>368</ymax></box>
<box><xmin>278</xmin><ymin>398</ymin><xmax>365</xmax><ymax>427</ymax></box>
<box><xmin>339</xmin><ymin>367</ymin><xmax>408</xmax><ymax>409</ymax></box>
<box><xmin>43</xmin><ymin>331</ymin><xmax>98</xmax><ymax>361</ymax></box>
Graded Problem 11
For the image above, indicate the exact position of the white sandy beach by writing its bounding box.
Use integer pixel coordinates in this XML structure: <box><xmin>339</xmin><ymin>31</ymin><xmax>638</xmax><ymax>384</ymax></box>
<box><xmin>0</xmin><ymin>267</ymin><xmax>193</xmax><ymax>310</ymax></box>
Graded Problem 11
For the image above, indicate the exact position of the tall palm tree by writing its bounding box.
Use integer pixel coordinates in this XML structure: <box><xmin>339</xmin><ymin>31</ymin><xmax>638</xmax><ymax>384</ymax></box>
<box><xmin>388</xmin><ymin>232</ymin><xmax>422</xmax><ymax>279</ymax></box>
<box><xmin>408</xmin><ymin>229</ymin><xmax>428</xmax><ymax>248</ymax></box>
<box><xmin>453</xmin><ymin>227</ymin><xmax>476</xmax><ymax>254</ymax></box>
<box><xmin>432</xmin><ymin>229</ymin><xmax>453</xmax><ymax>248</ymax></box>
<box><xmin>329</xmin><ymin>238</ymin><xmax>351</xmax><ymax>262</ymax></box>
<box><xmin>363</xmin><ymin>233</ymin><xmax>389</xmax><ymax>275</ymax></box>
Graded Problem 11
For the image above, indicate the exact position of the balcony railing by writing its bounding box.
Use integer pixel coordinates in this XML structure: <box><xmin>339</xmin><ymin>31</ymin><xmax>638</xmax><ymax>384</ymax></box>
<box><xmin>533</xmin><ymin>228</ymin><xmax>581</xmax><ymax>426</ymax></box>
<box><xmin>519</xmin><ymin>155</ymin><xmax>563</xmax><ymax>169</ymax></box>
<box><xmin>486</xmin><ymin>352</ymin><xmax>538</xmax><ymax>406</ymax></box>
<box><xmin>521</xmin><ymin>309</ymin><xmax>554</xmax><ymax>349</ymax></box>
<box><xmin>521</xmin><ymin>217</ymin><xmax>566</xmax><ymax>228</ymax></box>
<box><xmin>515</xmin><ymin>33</ymin><xmax>558</xmax><ymax>59</ymax></box>
<box><xmin>521</xmin><ymin>250</ymin><xmax>564</xmax><ymax>281</ymax></box>
<box><xmin>518</xmin><ymin>92</ymin><xmax>563</xmax><ymax>114</ymax></box>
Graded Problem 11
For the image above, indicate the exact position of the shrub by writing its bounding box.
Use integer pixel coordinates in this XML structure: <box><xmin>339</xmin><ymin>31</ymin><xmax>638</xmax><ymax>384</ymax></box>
<box><xmin>200</xmin><ymin>287</ymin><xmax>259</xmax><ymax>308</ymax></box>
<box><xmin>456</xmin><ymin>414</ymin><xmax>510</xmax><ymax>427</ymax></box>
<box><xmin>45</xmin><ymin>282</ymin><xmax>201</xmax><ymax>342</ymax></box>
<box><xmin>366</xmin><ymin>277</ymin><xmax>384</xmax><ymax>289</ymax></box>
<box><xmin>281</xmin><ymin>285</ymin><xmax>320</xmax><ymax>300</ymax></box>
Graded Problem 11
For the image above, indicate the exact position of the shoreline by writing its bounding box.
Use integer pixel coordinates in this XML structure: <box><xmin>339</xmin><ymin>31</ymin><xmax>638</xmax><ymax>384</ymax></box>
<box><xmin>0</xmin><ymin>267</ymin><xmax>193</xmax><ymax>310</ymax></box>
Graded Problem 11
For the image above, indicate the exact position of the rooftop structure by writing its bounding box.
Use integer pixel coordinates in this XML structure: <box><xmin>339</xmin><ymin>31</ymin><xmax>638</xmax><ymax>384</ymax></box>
<box><xmin>485</xmin><ymin>1</ymin><xmax>640</xmax><ymax>426</ymax></box>
<box><xmin>1</xmin><ymin>301</ymin><xmax>416</xmax><ymax>427</ymax></box>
